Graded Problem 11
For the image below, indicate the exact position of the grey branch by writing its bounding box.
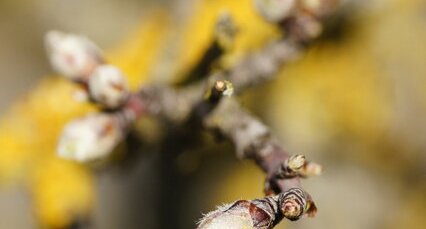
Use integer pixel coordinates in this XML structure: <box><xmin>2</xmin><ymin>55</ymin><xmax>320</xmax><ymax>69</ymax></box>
<box><xmin>47</xmin><ymin>0</ymin><xmax>343</xmax><ymax>228</ymax></box>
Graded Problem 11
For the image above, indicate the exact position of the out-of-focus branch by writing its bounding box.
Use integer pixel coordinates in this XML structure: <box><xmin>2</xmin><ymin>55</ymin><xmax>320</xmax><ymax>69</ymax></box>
<box><xmin>210</xmin><ymin>0</ymin><xmax>340</xmax><ymax>94</ymax></box>
<box><xmin>176</xmin><ymin>12</ymin><xmax>237</xmax><ymax>86</ymax></box>
<box><xmin>220</xmin><ymin>40</ymin><xmax>301</xmax><ymax>93</ymax></box>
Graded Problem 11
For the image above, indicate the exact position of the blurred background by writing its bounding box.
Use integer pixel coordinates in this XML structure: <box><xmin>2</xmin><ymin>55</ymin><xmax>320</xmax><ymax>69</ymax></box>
<box><xmin>0</xmin><ymin>0</ymin><xmax>425</xmax><ymax>228</ymax></box>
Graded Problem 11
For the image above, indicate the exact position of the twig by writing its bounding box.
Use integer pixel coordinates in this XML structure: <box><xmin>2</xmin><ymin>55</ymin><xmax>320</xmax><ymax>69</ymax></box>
<box><xmin>197</xmin><ymin>188</ymin><xmax>312</xmax><ymax>229</ymax></box>
<box><xmin>45</xmin><ymin>1</ymin><xmax>342</xmax><ymax>228</ymax></box>
<box><xmin>201</xmin><ymin>97</ymin><xmax>318</xmax><ymax>221</ymax></box>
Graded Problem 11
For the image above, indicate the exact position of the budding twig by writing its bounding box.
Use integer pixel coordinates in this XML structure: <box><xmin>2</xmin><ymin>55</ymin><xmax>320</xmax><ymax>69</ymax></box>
<box><xmin>198</xmin><ymin>188</ymin><xmax>313</xmax><ymax>229</ymax></box>
<box><xmin>44</xmin><ymin>0</ymin><xmax>342</xmax><ymax>227</ymax></box>
<box><xmin>202</xmin><ymin>98</ymin><xmax>317</xmax><ymax>213</ymax></box>
<box><xmin>45</xmin><ymin>31</ymin><xmax>144</xmax><ymax>162</ymax></box>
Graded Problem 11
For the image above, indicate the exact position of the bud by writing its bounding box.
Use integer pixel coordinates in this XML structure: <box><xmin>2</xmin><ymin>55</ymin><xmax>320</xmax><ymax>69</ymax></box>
<box><xmin>287</xmin><ymin>154</ymin><xmax>306</xmax><ymax>171</ymax></box>
<box><xmin>276</xmin><ymin>154</ymin><xmax>307</xmax><ymax>178</ymax></box>
<box><xmin>253</xmin><ymin>0</ymin><xmax>297</xmax><ymax>23</ymax></box>
<box><xmin>45</xmin><ymin>31</ymin><xmax>103</xmax><ymax>81</ymax></box>
<box><xmin>214</xmin><ymin>80</ymin><xmax>234</xmax><ymax>97</ymax></box>
<box><xmin>198</xmin><ymin>188</ymin><xmax>315</xmax><ymax>228</ymax></box>
<box><xmin>279</xmin><ymin>188</ymin><xmax>308</xmax><ymax>221</ymax></box>
<box><xmin>58</xmin><ymin>113</ymin><xmax>123</xmax><ymax>162</ymax></box>
<box><xmin>197</xmin><ymin>200</ymin><xmax>275</xmax><ymax>229</ymax></box>
<box><xmin>88</xmin><ymin>65</ymin><xmax>129</xmax><ymax>109</ymax></box>
<box><xmin>197</xmin><ymin>204</ymin><xmax>254</xmax><ymax>229</ymax></box>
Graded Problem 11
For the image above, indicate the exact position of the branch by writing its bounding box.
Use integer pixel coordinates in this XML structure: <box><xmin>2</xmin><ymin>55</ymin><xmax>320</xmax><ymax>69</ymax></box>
<box><xmin>197</xmin><ymin>188</ymin><xmax>312</xmax><ymax>229</ymax></box>
<box><xmin>44</xmin><ymin>1</ymin><xmax>342</xmax><ymax>228</ymax></box>
<box><xmin>176</xmin><ymin>12</ymin><xmax>237</xmax><ymax>86</ymax></box>
<box><xmin>197</xmin><ymin>97</ymin><xmax>320</xmax><ymax>228</ymax></box>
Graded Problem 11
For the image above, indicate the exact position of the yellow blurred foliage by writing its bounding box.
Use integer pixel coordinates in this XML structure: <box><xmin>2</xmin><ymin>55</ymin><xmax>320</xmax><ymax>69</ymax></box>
<box><xmin>31</xmin><ymin>158</ymin><xmax>94</xmax><ymax>229</ymax></box>
<box><xmin>168</xmin><ymin>0</ymin><xmax>281</xmax><ymax>82</ymax></box>
<box><xmin>0</xmin><ymin>79</ymin><xmax>95</xmax><ymax>228</ymax></box>
<box><xmin>108</xmin><ymin>10</ymin><xmax>172</xmax><ymax>89</ymax></box>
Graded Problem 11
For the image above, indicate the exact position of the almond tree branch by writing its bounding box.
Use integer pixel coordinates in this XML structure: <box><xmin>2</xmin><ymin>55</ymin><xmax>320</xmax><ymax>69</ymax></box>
<box><xmin>200</xmin><ymin>97</ymin><xmax>318</xmax><ymax>223</ymax></box>
<box><xmin>46</xmin><ymin>1</ymin><xmax>343</xmax><ymax>228</ymax></box>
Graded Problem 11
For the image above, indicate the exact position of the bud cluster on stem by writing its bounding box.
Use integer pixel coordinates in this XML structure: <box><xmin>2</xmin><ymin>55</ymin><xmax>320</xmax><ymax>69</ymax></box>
<box><xmin>46</xmin><ymin>31</ymin><xmax>142</xmax><ymax>162</ymax></box>
<box><xmin>44</xmin><ymin>0</ymin><xmax>341</xmax><ymax>227</ymax></box>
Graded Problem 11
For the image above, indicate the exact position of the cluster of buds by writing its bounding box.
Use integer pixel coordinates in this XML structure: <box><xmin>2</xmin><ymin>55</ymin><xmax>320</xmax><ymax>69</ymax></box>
<box><xmin>46</xmin><ymin>31</ymin><xmax>129</xmax><ymax>110</ymax></box>
<box><xmin>45</xmin><ymin>31</ymin><xmax>135</xmax><ymax>162</ymax></box>
<box><xmin>198</xmin><ymin>188</ymin><xmax>315</xmax><ymax>229</ymax></box>
<box><xmin>43</xmin><ymin>0</ymin><xmax>336</xmax><ymax>225</ymax></box>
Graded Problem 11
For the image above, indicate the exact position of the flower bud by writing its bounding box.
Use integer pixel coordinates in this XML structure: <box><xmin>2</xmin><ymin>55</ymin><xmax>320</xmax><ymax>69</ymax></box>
<box><xmin>253</xmin><ymin>0</ymin><xmax>297</xmax><ymax>23</ymax></box>
<box><xmin>58</xmin><ymin>113</ymin><xmax>123</xmax><ymax>162</ymax></box>
<box><xmin>45</xmin><ymin>31</ymin><xmax>103</xmax><ymax>81</ymax></box>
<box><xmin>198</xmin><ymin>211</ymin><xmax>253</xmax><ymax>229</ymax></box>
<box><xmin>88</xmin><ymin>65</ymin><xmax>129</xmax><ymax>109</ymax></box>
<box><xmin>198</xmin><ymin>201</ymin><xmax>269</xmax><ymax>229</ymax></box>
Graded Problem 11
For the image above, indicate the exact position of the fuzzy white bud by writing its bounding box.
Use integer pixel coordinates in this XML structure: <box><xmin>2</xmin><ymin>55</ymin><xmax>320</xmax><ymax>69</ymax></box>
<box><xmin>199</xmin><ymin>214</ymin><xmax>253</xmax><ymax>229</ymax></box>
<box><xmin>198</xmin><ymin>189</ymin><xmax>314</xmax><ymax>228</ymax></box>
<box><xmin>253</xmin><ymin>0</ymin><xmax>297</xmax><ymax>22</ymax></box>
<box><xmin>88</xmin><ymin>65</ymin><xmax>129</xmax><ymax>109</ymax></box>
<box><xmin>45</xmin><ymin>30</ymin><xmax>103</xmax><ymax>81</ymax></box>
<box><xmin>197</xmin><ymin>203</ymin><xmax>256</xmax><ymax>229</ymax></box>
<box><xmin>58</xmin><ymin>113</ymin><xmax>123</xmax><ymax>162</ymax></box>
